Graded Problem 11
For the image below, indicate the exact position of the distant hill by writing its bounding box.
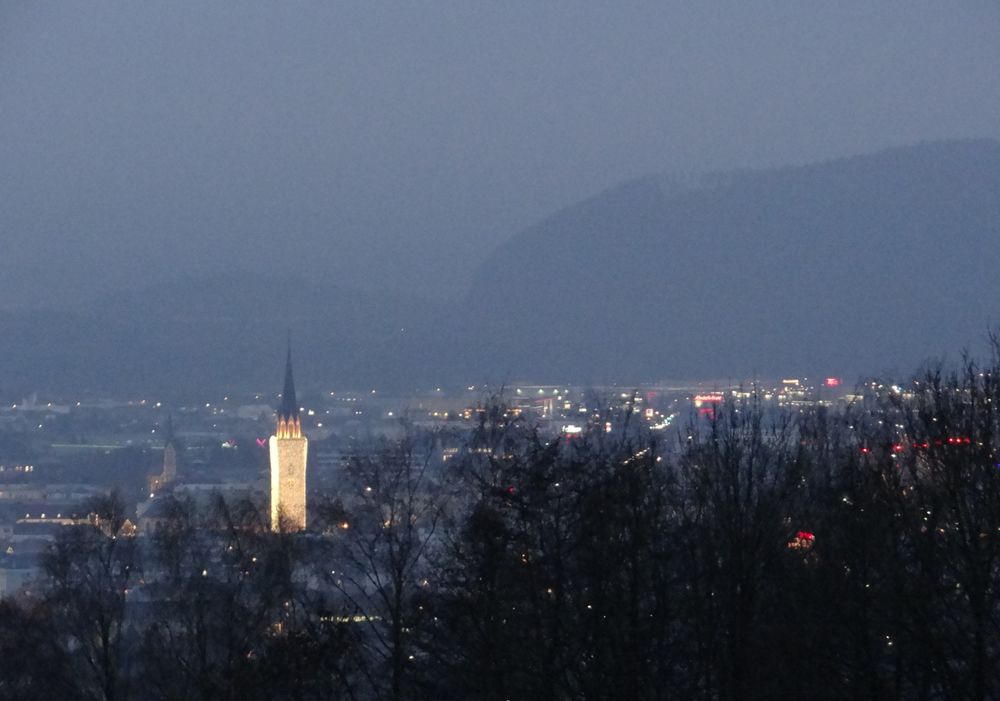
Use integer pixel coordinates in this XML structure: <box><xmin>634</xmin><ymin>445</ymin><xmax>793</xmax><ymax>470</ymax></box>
<box><xmin>2</xmin><ymin>140</ymin><xmax>998</xmax><ymax>395</ymax></box>
<box><xmin>460</xmin><ymin>139</ymin><xmax>1000</xmax><ymax>382</ymax></box>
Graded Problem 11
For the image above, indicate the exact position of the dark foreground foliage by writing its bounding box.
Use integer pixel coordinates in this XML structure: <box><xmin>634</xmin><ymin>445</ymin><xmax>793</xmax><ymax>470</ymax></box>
<box><xmin>4</xmin><ymin>356</ymin><xmax>1000</xmax><ymax>700</ymax></box>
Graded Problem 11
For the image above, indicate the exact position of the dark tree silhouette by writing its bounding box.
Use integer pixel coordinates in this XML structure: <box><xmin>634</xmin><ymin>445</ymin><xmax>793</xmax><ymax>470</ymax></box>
<box><xmin>7</xmin><ymin>352</ymin><xmax>1000</xmax><ymax>700</ymax></box>
<box><xmin>316</xmin><ymin>424</ymin><xmax>446</xmax><ymax>701</ymax></box>
<box><xmin>42</xmin><ymin>489</ymin><xmax>139</xmax><ymax>701</ymax></box>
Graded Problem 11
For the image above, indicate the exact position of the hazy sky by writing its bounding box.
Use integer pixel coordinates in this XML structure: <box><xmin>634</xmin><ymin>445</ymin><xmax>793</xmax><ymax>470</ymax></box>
<box><xmin>2</xmin><ymin>1</ymin><xmax>999</xmax><ymax>307</ymax></box>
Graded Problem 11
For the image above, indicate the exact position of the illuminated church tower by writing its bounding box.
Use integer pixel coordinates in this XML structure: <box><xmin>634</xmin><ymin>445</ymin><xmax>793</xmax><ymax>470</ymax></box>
<box><xmin>269</xmin><ymin>346</ymin><xmax>308</xmax><ymax>532</ymax></box>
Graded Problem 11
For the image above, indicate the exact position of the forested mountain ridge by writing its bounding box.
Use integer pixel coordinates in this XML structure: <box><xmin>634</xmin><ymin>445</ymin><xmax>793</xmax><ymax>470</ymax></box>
<box><xmin>2</xmin><ymin>140</ymin><xmax>998</xmax><ymax>394</ymax></box>
<box><xmin>464</xmin><ymin>138</ymin><xmax>1000</xmax><ymax>382</ymax></box>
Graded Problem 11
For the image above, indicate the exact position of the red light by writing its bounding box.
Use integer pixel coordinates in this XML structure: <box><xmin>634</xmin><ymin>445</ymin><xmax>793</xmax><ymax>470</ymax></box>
<box><xmin>796</xmin><ymin>530</ymin><xmax>815</xmax><ymax>541</ymax></box>
<box><xmin>892</xmin><ymin>443</ymin><xmax>904</xmax><ymax>453</ymax></box>
<box><xmin>825</xmin><ymin>378</ymin><xmax>841</xmax><ymax>387</ymax></box>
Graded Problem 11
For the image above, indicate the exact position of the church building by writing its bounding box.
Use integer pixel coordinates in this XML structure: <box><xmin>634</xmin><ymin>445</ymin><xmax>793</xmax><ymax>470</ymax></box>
<box><xmin>269</xmin><ymin>346</ymin><xmax>308</xmax><ymax>532</ymax></box>
<box><xmin>149</xmin><ymin>414</ymin><xmax>178</xmax><ymax>495</ymax></box>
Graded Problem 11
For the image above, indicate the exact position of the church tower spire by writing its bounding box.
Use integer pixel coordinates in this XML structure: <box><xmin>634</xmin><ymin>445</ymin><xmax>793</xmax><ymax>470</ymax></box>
<box><xmin>149</xmin><ymin>412</ymin><xmax>178</xmax><ymax>494</ymax></box>
<box><xmin>269</xmin><ymin>341</ymin><xmax>308</xmax><ymax>532</ymax></box>
<box><xmin>276</xmin><ymin>343</ymin><xmax>302</xmax><ymax>438</ymax></box>
<box><xmin>161</xmin><ymin>413</ymin><xmax>177</xmax><ymax>483</ymax></box>
<box><xmin>281</xmin><ymin>346</ymin><xmax>298</xmax><ymax>419</ymax></box>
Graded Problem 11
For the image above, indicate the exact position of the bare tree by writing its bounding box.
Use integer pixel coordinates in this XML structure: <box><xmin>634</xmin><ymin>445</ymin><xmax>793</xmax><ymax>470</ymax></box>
<box><xmin>318</xmin><ymin>424</ymin><xmax>446</xmax><ymax>701</ymax></box>
<box><xmin>43</xmin><ymin>489</ymin><xmax>139</xmax><ymax>701</ymax></box>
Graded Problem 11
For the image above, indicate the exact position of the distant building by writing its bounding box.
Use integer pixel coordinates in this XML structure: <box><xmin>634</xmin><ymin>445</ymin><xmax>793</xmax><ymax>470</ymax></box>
<box><xmin>269</xmin><ymin>346</ymin><xmax>308</xmax><ymax>532</ymax></box>
<box><xmin>237</xmin><ymin>404</ymin><xmax>273</xmax><ymax>421</ymax></box>
<box><xmin>148</xmin><ymin>414</ymin><xmax>179</xmax><ymax>495</ymax></box>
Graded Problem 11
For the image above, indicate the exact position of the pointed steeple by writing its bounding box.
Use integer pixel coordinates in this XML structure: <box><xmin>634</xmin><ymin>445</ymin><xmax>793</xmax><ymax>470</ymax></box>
<box><xmin>275</xmin><ymin>338</ymin><xmax>303</xmax><ymax>439</ymax></box>
<box><xmin>280</xmin><ymin>342</ymin><xmax>299</xmax><ymax>423</ymax></box>
<box><xmin>157</xmin><ymin>412</ymin><xmax>178</xmax><ymax>487</ymax></box>
<box><xmin>163</xmin><ymin>413</ymin><xmax>176</xmax><ymax>446</ymax></box>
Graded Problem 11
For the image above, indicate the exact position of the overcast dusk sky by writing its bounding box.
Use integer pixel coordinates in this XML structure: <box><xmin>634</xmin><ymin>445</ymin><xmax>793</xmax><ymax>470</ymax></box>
<box><xmin>2</xmin><ymin>2</ymin><xmax>998</xmax><ymax>308</ymax></box>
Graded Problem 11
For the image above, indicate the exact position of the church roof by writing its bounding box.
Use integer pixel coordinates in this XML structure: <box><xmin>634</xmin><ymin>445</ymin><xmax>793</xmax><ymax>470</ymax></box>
<box><xmin>279</xmin><ymin>345</ymin><xmax>299</xmax><ymax>422</ymax></box>
<box><xmin>163</xmin><ymin>412</ymin><xmax>177</xmax><ymax>447</ymax></box>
